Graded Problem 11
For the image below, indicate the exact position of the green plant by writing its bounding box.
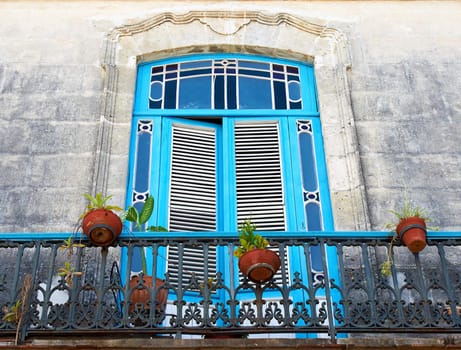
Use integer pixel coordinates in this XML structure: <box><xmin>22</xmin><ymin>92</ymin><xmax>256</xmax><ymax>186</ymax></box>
<box><xmin>380</xmin><ymin>198</ymin><xmax>437</xmax><ymax>277</ymax></box>
<box><xmin>380</xmin><ymin>234</ymin><xmax>398</xmax><ymax>277</ymax></box>
<box><xmin>121</xmin><ymin>195</ymin><xmax>167</xmax><ymax>274</ymax></box>
<box><xmin>2</xmin><ymin>275</ymin><xmax>32</xmax><ymax>345</ymax></box>
<box><xmin>59</xmin><ymin>236</ymin><xmax>86</xmax><ymax>257</ymax></box>
<box><xmin>58</xmin><ymin>261</ymin><xmax>83</xmax><ymax>286</ymax></box>
<box><xmin>384</xmin><ymin>199</ymin><xmax>432</xmax><ymax>232</ymax></box>
<box><xmin>80</xmin><ymin>192</ymin><xmax>123</xmax><ymax>219</ymax></box>
<box><xmin>57</xmin><ymin>237</ymin><xmax>85</xmax><ymax>285</ymax></box>
<box><xmin>2</xmin><ymin>300</ymin><xmax>21</xmax><ymax>324</ymax></box>
<box><xmin>199</xmin><ymin>277</ymin><xmax>217</xmax><ymax>292</ymax></box>
<box><xmin>234</xmin><ymin>218</ymin><xmax>268</xmax><ymax>258</ymax></box>
<box><xmin>121</xmin><ymin>195</ymin><xmax>167</xmax><ymax>233</ymax></box>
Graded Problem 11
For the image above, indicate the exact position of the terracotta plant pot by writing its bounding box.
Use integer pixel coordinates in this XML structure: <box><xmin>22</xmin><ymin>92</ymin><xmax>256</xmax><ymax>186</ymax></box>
<box><xmin>238</xmin><ymin>249</ymin><xmax>281</xmax><ymax>283</ymax></box>
<box><xmin>129</xmin><ymin>275</ymin><xmax>168</xmax><ymax>312</ymax></box>
<box><xmin>82</xmin><ymin>209</ymin><xmax>122</xmax><ymax>247</ymax></box>
<box><xmin>396</xmin><ymin>217</ymin><xmax>427</xmax><ymax>253</ymax></box>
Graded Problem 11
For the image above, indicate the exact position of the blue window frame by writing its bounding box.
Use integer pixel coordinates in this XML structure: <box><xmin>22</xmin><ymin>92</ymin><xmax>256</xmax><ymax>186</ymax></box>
<box><xmin>127</xmin><ymin>53</ymin><xmax>333</xmax><ymax>290</ymax></box>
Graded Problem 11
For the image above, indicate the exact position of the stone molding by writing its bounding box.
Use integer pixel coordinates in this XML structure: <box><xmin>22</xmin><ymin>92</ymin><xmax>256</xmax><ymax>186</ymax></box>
<box><xmin>109</xmin><ymin>11</ymin><xmax>345</xmax><ymax>40</ymax></box>
<box><xmin>95</xmin><ymin>10</ymin><xmax>370</xmax><ymax>231</ymax></box>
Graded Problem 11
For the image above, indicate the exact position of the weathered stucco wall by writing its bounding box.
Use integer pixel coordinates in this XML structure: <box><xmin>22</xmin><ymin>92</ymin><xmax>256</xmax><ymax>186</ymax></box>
<box><xmin>0</xmin><ymin>1</ymin><xmax>460</xmax><ymax>233</ymax></box>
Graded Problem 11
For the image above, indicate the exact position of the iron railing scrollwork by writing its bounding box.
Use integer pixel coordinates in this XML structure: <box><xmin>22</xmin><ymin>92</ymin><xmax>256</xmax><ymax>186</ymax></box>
<box><xmin>0</xmin><ymin>232</ymin><xmax>460</xmax><ymax>343</ymax></box>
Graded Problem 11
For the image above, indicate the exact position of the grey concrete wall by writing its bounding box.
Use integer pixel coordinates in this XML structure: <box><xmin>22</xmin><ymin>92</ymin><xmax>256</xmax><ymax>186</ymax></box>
<box><xmin>0</xmin><ymin>1</ymin><xmax>460</xmax><ymax>233</ymax></box>
<box><xmin>347</xmin><ymin>2</ymin><xmax>461</xmax><ymax>230</ymax></box>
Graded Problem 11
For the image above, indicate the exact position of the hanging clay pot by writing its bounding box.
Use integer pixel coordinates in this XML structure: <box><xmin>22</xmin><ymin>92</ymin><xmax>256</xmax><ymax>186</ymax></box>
<box><xmin>129</xmin><ymin>275</ymin><xmax>168</xmax><ymax>313</ymax></box>
<box><xmin>81</xmin><ymin>209</ymin><xmax>122</xmax><ymax>247</ymax></box>
<box><xmin>396</xmin><ymin>217</ymin><xmax>427</xmax><ymax>253</ymax></box>
<box><xmin>238</xmin><ymin>248</ymin><xmax>281</xmax><ymax>283</ymax></box>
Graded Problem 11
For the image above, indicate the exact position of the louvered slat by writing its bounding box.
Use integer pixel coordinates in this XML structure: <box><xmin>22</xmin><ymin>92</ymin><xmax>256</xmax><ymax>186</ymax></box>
<box><xmin>169</xmin><ymin>123</ymin><xmax>217</xmax><ymax>231</ymax></box>
<box><xmin>234</xmin><ymin>121</ymin><xmax>286</xmax><ymax>231</ymax></box>
<box><xmin>167</xmin><ymin>122</ymin><xmax>217</xmax><ymax>287</ymax></box>
<box><xmin>167</xmin><ymin>246</ymin><xmax>217</xmax><ymax>286</ymax></box>
<box><xmin>234</xmin><ymin>121</ymin><xmax>287</xmax><ymax>283</ymax></box>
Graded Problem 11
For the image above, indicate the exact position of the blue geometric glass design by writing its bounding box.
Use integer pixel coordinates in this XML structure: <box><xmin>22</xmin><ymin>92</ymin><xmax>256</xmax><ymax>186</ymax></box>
<box><xmin>297</xmin><ymin>120</ymin><xmax>323</xmax><ymax>231</ymax></box>
<box><xmin>297</xmin><ymin>119</ymin><xmax>324</xmax><ymax>277</ymax></box>
<box><xmin>310</xmin><ymin>245</ymin><xmax>323</xmax><ymax>272</ymax></box>
<box><xmin>298</xmin><ymin>126</ymin><xmax>318</xmax><ymax>192</ymax></box>
<box><xmin>306</xmin><ymin>202</ymin><xmax>322</xmax><ymax>231</ymax></box>
<box><xmin>297</xmin><ymin>120</ymin><xmax>323</xmax><ymax>229</ymax></box>
<box><xmin>148</xmin><ymin>58</ymin><xmax>302</xmax><ymax>110</ymax></box>
<box><xmin>288</xmin><ymin>81</ymin><xmax>301</xmax><ymax>101</ymax></box>
<box><xmin>131</xmin><ymin>120</ymin><xmax>154</xmax><ymax>272</ymax></box>
<box><xmin>134</xmin><ymin>121</ymin><xmax>152</xmax><ymax>195</ymax></box>
<box><xmin>239</xmin><ymin>77</ymin><xmax>272</xmax><ymax>109</ymax></box>
<box><xmin>131</xmin><ymin>247</ymin><xmax>143</xmax><ymax>273</ymax></box>
<box><xmin>179</xmin><ymin>76</ymin><xmax>212</xmax><ymax>109</ymax></box>
<box><xmin>150</xmin><ymin>81</ymin><xmax>163</xmax><ymax>101</ymax></box>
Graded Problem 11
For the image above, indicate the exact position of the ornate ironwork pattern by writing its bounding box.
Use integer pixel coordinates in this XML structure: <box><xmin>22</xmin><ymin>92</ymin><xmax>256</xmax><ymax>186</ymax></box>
<box><xmin>0</xmin><ymin>234</ymin><xmax>460</xmax><ymax>342</ymax></box>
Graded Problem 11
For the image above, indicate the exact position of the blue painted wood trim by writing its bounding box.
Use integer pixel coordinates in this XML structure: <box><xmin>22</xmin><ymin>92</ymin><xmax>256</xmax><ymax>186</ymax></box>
<box><xmin>0</xmin><ymin>232</ymin><xmax>88</xmax><ymax>241</ymax></box>
<box><xmin>119</xmin><ymin>230</ymin><xmax>455</xmax><ymax>240</ymax></box>
<box><xmin>138</xmin><ymin>52</ymin><xmax>314</xmax><ymax>68</ymax></box>
<box><xmin>1</xmin><ymin>231</ymin><xmax>455</xmax><ymax>241</ymax></box>
<box><xmin>133</xmin><ymin>109</ymin><xmax>320</xmax><ymax>117</ymax></box>
<box><xmin>311</xmin><ymin>118</ymin><xmax>334</xmax><ymax>231</ymax></box>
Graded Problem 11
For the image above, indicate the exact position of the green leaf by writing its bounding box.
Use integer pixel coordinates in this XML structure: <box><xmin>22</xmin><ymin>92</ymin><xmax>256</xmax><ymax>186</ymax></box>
<box><xmin>105</xmin><ymin>204</ymin><xmax>123</xmax><ymax>212</ymax></box>
<box><xmin>139</xmin><ymin>196</ymin><xmax>154</xmax><ymax>225</ymax></box>
<box><xmin>147</xmin><ymin>225</ymin><xmax>168</xmax><ymax>232</ymax></box>
<box><xmin>234</xmin><ymin>247</ymin><xmax>244</xmax><ymax>258</ymax></box>
<box><xmin>125</xmin><ymin>206</ymin><xmax>139</xmax><ymax>223</ymax></box>
<box><xmin>82</xmin><ymin>192</ymin><xmax>121</xmax><ymax>212</ymax></box>
<box><xmin>380</xmin><ymin>260</ymin><xmax>392</xmax><ymax>277</ymax></box>
<box><xmin>83</xmin><ymin>193</ymin><xmax>96</xmax><ymax>207</ymax></box>
<box><xmin>97</xmin><ymin>193</ymin><xmax>108</xmax><ymax>207</ymax></box>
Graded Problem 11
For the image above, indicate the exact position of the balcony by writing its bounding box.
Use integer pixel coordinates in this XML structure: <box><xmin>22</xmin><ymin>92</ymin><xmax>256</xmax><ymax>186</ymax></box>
<box><xmin>0</xmin><ymin>231</ymin><xmax>460</xmax><ymax>347</ymax></box>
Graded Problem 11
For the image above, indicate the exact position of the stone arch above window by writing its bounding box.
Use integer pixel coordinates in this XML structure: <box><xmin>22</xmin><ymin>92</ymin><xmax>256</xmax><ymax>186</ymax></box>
<box><xmin>95</xmin><ymin>11</ymin><xmax>370</xmax><ymax>231</ymax></box>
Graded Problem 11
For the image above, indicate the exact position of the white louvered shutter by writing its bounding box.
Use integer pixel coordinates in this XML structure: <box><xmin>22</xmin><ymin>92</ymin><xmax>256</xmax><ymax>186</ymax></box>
<box><xmin>234</xmin><ymin>121</ymin><xmax>286</xmax><ymax>230</ymax></box>
<box><xmin>167</xmin><ymin>121</ymin><xmax>217</xmax><ymax>287</ymax></box>
<box><xmin>234</xmin><ymin>120</ymin><xmax>287</xmax><ymax>282</ymax></box>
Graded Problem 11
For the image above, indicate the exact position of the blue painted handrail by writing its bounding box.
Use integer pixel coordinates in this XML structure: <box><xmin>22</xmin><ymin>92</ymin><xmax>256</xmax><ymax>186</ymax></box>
<box><xmin>0</xmin><ymin>230</ymin><xmax>457</xmax><ymax>241</ymax></box>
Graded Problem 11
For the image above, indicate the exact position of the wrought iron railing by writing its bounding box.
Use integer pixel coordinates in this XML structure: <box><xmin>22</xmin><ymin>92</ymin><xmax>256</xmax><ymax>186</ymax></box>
<box><xmin>0</xmin><ymin>231</ymin><xmax>460</xmax><ymax>343</ymax></box>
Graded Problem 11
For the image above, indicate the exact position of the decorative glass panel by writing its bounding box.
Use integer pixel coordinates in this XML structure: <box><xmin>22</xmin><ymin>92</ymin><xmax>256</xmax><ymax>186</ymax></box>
<box><xmin>133</xmin><ymin>120</ymin><xmax>153</xmax><ymax>198</ymax></box>
<box><xmin>178</xmin><ymin>76</ymin><xmax>212</xmax><ymax>109</ymax></box>
<box><xmin>131</xmin><ymin>120</ymin><xmax>154</xmax><ymax>272</ymax></box>
<box><xmin>238</xmin><ymin>77</ymin><xmax>272</xmax><ymax>109</ymax></box>
<box><xmin>297</xmin><ymin>120</ymin><xmax>322</xmax><ymax>229</ymax></box>
<box><xmin>148</xmin><ymin>58</ymin><xmax>302</xmax><ymax>110</ymax></box>
<box><xmin>297</xmin><ymin>120</ymin><xmax>323</xmax><ymax>275</ymax></box>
